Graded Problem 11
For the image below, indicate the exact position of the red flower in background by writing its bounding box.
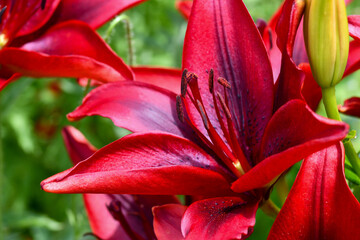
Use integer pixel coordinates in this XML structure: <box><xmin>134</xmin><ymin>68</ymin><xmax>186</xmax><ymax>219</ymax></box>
<box><xmin>39</xmin><ymin>0</ymin><xmax>360</xmax><ymax>238</ymax></box>
<box><xmin>0</xmin><ymin>0</ymin><xmax>147</xmax><ymax>90</ymax></box>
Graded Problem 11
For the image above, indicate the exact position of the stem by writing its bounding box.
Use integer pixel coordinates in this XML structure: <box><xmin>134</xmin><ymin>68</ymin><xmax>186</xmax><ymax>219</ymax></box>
<box><xmin>104</xmin><ymin>15</ymin><xmax>135</xmax><ymax>66</ymax></box>
<box><xmin>321</xmin><ymin>87</ymin><xmax>341</xmax><ymax>121</ymax></box>
<box><xmin>274</xmin><ymin>175</ymin><xmax>289</xmax><ymax>205</ymax></box>
<box><xmin>321</xmin><ymin>87</ymin><xmax>360</xmax><ymax>177</ymax></box>
<box><xmin>260</xmin><ymin>199</ymin><xmax>280</xmax><ymax>219</ymax></box>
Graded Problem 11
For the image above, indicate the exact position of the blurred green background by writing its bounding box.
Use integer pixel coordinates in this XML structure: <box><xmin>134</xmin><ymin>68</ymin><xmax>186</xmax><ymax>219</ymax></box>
<box><xmin>1</xmin><ymin>0</ymin><xmax>359</xmax><ymax>239</ymax></box>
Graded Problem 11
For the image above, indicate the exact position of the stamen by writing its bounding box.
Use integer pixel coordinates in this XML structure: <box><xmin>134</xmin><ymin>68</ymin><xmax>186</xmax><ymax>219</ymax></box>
<box><xmin>176</xmin><ymin>95</ymin><xmax>184</xmax><ymax>123</ymax></box>
<box><xmin>0</xmin><ymin>6</ymin><xmax>7</xmax><ymax>22</ymax></box>
<box><xmin>41</xmin><ymin>0</ymin><xmax>46</xmax><ymax>10</ymax></box>
<box><xmin>181</xmin><ymin>69</ymin><xmax>188</xmax><ymax>97</ymax></box>
<box><xmin>208</xmin><ymin>68</ymin><xmax>214</xmax><ymax>93</ymax></box>
<box><xmin>186</xmin><ymin>71</ymin><xmax>198</xmax><ymax>83</ymax></box>
<box><xmin>218</xmin><ymin>77</ymin><xmax>231</xmax><ymax>89</ymax></box>
<box><xmin>217</xmin><ymin>92</ymin><xmax>232</xmax><ymax>119</ymax></box>
<box><xmin>197</xmin><ymin>100</ymin><xmax>209</xmax><ymax>130</ymax></box>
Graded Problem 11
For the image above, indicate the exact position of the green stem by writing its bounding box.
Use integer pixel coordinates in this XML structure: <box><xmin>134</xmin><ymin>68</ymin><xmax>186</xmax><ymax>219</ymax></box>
<box><xmin>321</xmin><ymin>87</ymin><xmax>360</xmax><ymax>178</ymax></box>
<box><xmin>260</xmin><ymin>199</ymin><xmax>280</xmax><ymax>219</ymax></box>
<box><xmin>275</xmin><ymin>175</ymin><xmax>289</xmax><ymax>205</ymax></box>
<box><xmin>104</xmin><ymin>15</ymin><xmax>134</xmax><ymax>66</ymax></box>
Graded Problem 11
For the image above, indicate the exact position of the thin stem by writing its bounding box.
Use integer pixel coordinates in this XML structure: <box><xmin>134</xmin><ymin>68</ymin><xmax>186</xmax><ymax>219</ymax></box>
<box><xmin>321</xmin><ymin>87</ymin><xmax>360</xmax><ymax>178</ymax></box>
<box><xmin>274</xmin><ymin>175</ymin><xmax>289</xmax><ymax>205</ymax></box>
<box><xmin>260</xmin><ymin>199</ymin><xmax>280</xmax><ymax>219</ymax></box>
<box><xmin>104</xmin><ymin>15</ymin><xmax>134</xmax><ymax>66</ymax></box>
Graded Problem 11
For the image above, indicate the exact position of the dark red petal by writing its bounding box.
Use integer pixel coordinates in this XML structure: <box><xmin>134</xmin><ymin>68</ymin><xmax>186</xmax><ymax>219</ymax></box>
<box><xmin>348</xmin><ymin>15</ymin><xmax>360</xmax><ymax>41</ymax></box>
<box><xmin>52</xmin><ymin>0</ymin><xmax>147</xmax><ymax>29</ymax></box>
<box><xmin>68</xmin><ymin>81</ymin><xmax>195</xmax><ymax>140</ymax></box>
<box><xmin>275</xmin><ymin>0</ymin><xmax>305</xmax><ymax>57</ymax></box>
<box><xmin>344</xmin><ymin>40</ymin><xmax>360</xmax><ymax>77</ymax></box>
<box><xmin>262</xmin><ymin>3</ymin><xmax>283</xmax><ymax>80</ymax></box>
<box><xmin>132</xmin><ymin>66</ymin><xmax>181</xmax><ymax>94</ymax></box>
<box><xmin>62</xmin><ymin>126</ymin><xmax>97</xmax><ymax>165</ymax></box>
<box><xmin>181</xmin><ymin>197</ymin><xmax>258</xmax><ymax>240</ymax></box>
<box><xmin>16</xmin><ymin>0</ymin><xmax>61</xmax><ymax>37</ymax></box>
<box><xmin>153</xmin><ymin>204</ymin><xmax>187</xmax><ymax>240</ymax></box>
<box><xmin>41</xmin><ymin>132</ymin><xmax>233</xmax><ymax>196</ymax></box>
<box><xmin>175</xmin><ymin>0</ymin><xmax>192</xmax><ymax>19</ymax></box>
<box><xmin>273</xmin><ymin>0</ymin><xmax>306</xmax><ymax>110</ymax></box>
<box><xmin>183</xmin><ymin>0</ymin><xmax>274</xmax><ymax>158</ymax></box>
<box><xmin>18</xmin><ymin>21</ymin><xmax>133</xmax><ymax>81</ymax></box>
<box><xmin>274</xmin><ymin>51</ymin><xmax>304</xmax><ymax>110</ymax></box>
<box><xmin>232</xmin><ymin>100</ymin><xmax>348</xmax><ymax>193</ymax></box>
<box><xmin>62</xmin><ymin>126</ymin><xmax>179</xmax><ymax>239</ymax></box>
<box><xmin>268</xmin><ymin>143</ymin><xmax>360</xmax><ymax>239</ymax></box>
<box><xmin>0</xmin><ymin>73</ymin><xmax>21</xmax><ymax>91</ymax></box>
<box><xmin>339</xmin><ymin>97</ymin><xmax>360</xmax><ymax>117</ymax></box>
<box><xmin>299</xmin><ymin>63</ymin><xmax>322</xmax><ymax>111</ymax></box>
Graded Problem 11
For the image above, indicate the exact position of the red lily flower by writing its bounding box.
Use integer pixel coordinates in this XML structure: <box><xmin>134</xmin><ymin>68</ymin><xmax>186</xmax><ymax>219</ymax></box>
<box><xmin>40</xmin><ymin>0</ymin><xmax>352</xmax><ymax>238</ymax></box>
<box><xmin>62</xmin><ymin>125</ymin><xmax>179</xmax><ymax>240</ymax></box>
<box><xmin>0</xmin><ymin>0</ymin><xmax>146</xmax><ymax>90</ymax></box>
<box><xmin>339</xmin><ymin>97</ymin><xmax>360</xmax><ymax>118</ymax></box>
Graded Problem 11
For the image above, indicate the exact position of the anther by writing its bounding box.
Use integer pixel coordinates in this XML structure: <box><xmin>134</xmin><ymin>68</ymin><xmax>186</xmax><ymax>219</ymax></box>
<box><xmin>208</xmin><ymin>68</ymin><xmax>214</xmax><ymax>93</ymax></box>
<box><xmin>218</xmin><ymin>77</ymin><xmax>231</xmax><ymax>89</ymax></box>
<box><xmin>176</xmin><ymin>95</ymin><xmax>184</xmax><ymax>123</ymax></box>
<box><xmin>217</xmin><ymin>92</ymin><xmax>232</xmax><ymax>119</ymax></box>
<box><xmin>41</xmin><ymin>0</ymin><xmax>46</xmax><ymax>10</ymax></box>
<box><xmin>197</xmin><ymin>100</ymin><xmax>209</xmax><ymax>130</ymax></box>
<box><xmin>181</xmin><ymin>69</ymin><xmax>188</xmax><ymax>97</ymax></box>
<box><xmin>186</xmin><ymin>72</ymin><xmax>198</xmax><ymax>83</ymax></box>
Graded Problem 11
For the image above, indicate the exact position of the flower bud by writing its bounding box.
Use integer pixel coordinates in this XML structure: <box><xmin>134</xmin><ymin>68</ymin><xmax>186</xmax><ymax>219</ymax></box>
<box><xmin>303</xmin><ymin>0</ymin><xmax>349</xmax><ymax>88</ymax></box>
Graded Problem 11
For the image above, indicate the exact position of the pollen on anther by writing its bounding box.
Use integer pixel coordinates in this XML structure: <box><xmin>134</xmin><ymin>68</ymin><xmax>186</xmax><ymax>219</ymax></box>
<box><xmin>208</xmin><ymin>69</ymin><xmax>214</xmax><ymax>93</ymax></box>
<box><xmin>218</xmin><ymin>77</ymin><xmax>231</xmax><ymax>89</ymax></box>
<box><xmin>176</xmin><ymin>96</ymin><xmax>184</xmax><ymax>123</ymax></box>
<box><xmin>181</xmin><ymin>69</ymin><xmax>188</xmax><ymax>97</ymax></box>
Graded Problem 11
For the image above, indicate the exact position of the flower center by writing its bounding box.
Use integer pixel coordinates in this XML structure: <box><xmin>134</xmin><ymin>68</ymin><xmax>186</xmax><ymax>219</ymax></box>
<box><xmin>177</xmin><ymin>69</ymin><xmax>252</xmax><ymax>177</ymax></box>
<box><xmin>0</xmin><ymin>0</ymin><xmax>46</xmax><ymax>46</ymax></box>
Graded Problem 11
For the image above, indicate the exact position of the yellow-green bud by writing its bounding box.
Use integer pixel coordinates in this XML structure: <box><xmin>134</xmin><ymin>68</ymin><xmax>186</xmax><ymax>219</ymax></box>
<box><xmin>303</xmin><ymin>0</ymin><xmax>349</xmax><ymax>88</ymax></box>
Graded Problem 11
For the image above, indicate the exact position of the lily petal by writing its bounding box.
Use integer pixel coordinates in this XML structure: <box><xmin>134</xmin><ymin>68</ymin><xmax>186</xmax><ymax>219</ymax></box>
<box><xmin>183</xmin><ymin>0</ymin><xmax>274</xmax><ymax>158</ymax></box>
<box><xmin>153</xmin><ymin>204</ymin><xmax>187</xmax><ymax>240</ymax></box>
<box><xmin>348</xmin><ymin>15</ymin><xmax>360</xmax><ymax>41</ymax></box>
<box><xmin>175</xmin><ymin>0</ymin><xmax>192</xmax><ymax>19</ymax></box>
<box><xmin>344</xmin><ymin>40</ymin><xmax>360</xmax><ymax>77</ymax></box>
<box><xmin>339</xmin><ymin>97</ymin><xmax>360</xmax><ymax>117</ymax></box>
<box><xmin>67</xmin><ymin>81</ymin><xmax>195</xmax><ymax>140</ymax></box>
<box><xmin>62</xmin><ymin>126</ymin><xmax>179</xmax><ymax>240</ymax></box>
<box><xmin>299</xmin><ymin>63</ymin><xmax>322</xmax><ymax>111</ymax></box>
<box><xmin>132</xmin><ymin>66</ymin><xmax>181</xmax><ymax>94</ymax></box>
<box><xmin>268</xmin><ymin>143</ymin><xmax>360</xmax><ymax>239</ymax></box>
<box><xmin>62</xmin><ymin>126</ymin><xmax>97</xmax><ymax>165</ymax></box>
<box><xmin>52</xmin><ymin>0</ymin><xmax>147</xmax><ymax>29</ymax></box>
<box><xmin>41</xmin><ymin>132</ymin><xmax>233</xmax><ymax>196</ymax></box>
<box><xmin>16</xmin><ymin>21</ymin><xmax>133</xmax><ymax>82</ymax></box>
<box><xmin>0</xmin><ymin>73</ymin><xmax>21</xmax><ymax>91</ymax></box>
<box><xmin>232</xmin><ymin>100</ymin><xmax>348</xmax><ymax>193</ymax></box>
<box><xmin>16</xmin><ymin>0</ymin><xmax>61</xmax><ymax>37</ymax></box>
<box><xmin>181</xmin><ymin>197</ymin><xmax>258</xmax><ymax>240</ymax></box>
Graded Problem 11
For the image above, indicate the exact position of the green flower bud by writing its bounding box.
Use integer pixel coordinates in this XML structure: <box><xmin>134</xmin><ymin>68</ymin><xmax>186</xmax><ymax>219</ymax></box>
<box><xmin>303</xmin><ymin>0</ymin><xmax>349</xmax><ymax>88</ymax></box>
